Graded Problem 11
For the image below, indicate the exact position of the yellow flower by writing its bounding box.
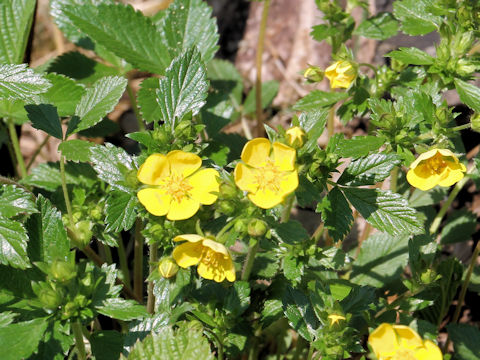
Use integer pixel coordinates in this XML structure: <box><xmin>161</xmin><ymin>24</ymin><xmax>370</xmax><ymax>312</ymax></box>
<box><xmin>328</xmin><ymin>314</ymin><xmax>346</xmax><ymax>326</ymax></box>
<box><xmin>368</xmin><ymin>323</ymin><xmax>442</xmax><ymax>360</ymax></box>
<box><xmin>234</xmin><ymin>138</ymin><xmax>298</xmax><ymax>209</ymax></box>
<box><xmin>137</xmin><ymin>151</ymin><xmax>220</xmax><ymax>220</ymax></box>
<box><xmin>406</xmin><ymin>149</ymin><xmax>466</xmax><ymax>191</ymax></box>
<box><xmin>172</xmin><ymin>234</ymin><xmax>235</xmax><ymax>282</ymax></box>
<box><xmin>286</xmin><ymin>126</ymin><xmax>307</xmax><ymax>149</ymax></box>
<box><xmin>325</xmin><ymin>60</ymin><xmax>357</xmax><ymax>89</ymax></box>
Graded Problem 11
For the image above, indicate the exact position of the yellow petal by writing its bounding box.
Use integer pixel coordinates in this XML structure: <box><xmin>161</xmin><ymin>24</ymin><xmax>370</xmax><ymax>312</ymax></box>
<box><xmin>219</xmin><ymin>256</ymin><xmax>236</xmax><ymax>282</ymax></box>
<box><xmin>273</xmin><ymin>142</ymin><xmax>296</xmax><ymax>171</ymax></box>
<box><xmin>188</xmin><ymin>168</ymin><xmax>220</xmax><ymax>205</ymax></box>
<box><xmin>167</xmin><ymin>196</ymin><xmax>200</xmax><ymax>220</ymax></box>
<box><xmin>278</xmin><ymin>170</ymin><xmax>299</xmax><ymax>197</ymax></box>
<box><xmin>172</xmin><ymin>241</ymin><xmax>203</xmax><ymax>268</ymax></box>
<box><xmin>241</xmin><ymin>138</ymin><xmax>271</xmax><ymax>168</ymax></box>
<box><xmin>173</xmin><ymin>234</ymin><xmax>204</xmax><ymax>243</ymax></box>
<box><xmin>368</xmin><ymin>323</ymin><xmax>399</xmax><ymax>358</ymax></box>
<box><xmin>325</xmin><ymin>62</ymin><xmax>338</xmax><ymax>79</ymax></box>
<box><xmin>248</xmin><ymin>188</ymin><xmax>285</xmax><ymax>209</ymax></box>
<box><xmin>137</xmin><ymin>154</ymin><xmax>169</xmax><ymax>185</ymax></box>
<box><xmin>410</xmin><ymin>149</ymin><xmax>439</xmax><ymax>169</ymax></box>
<box><xmin>406</xmin><ymin>165</ymin><xmax>440</xmax><ymax>191</ymax></box>
<box><xmin>202</xmin><ymin>239</ymin><xmax>229</xmax><ymax>256</ymax></box>
<box><xmin>234</xmin><ymin>163</ymin><xmax>259</xmax><ymax>193</ymax></box>
<box><xmin>415</xmin><ymin>340</ymin><xmax>443</xmax><ymax>360</ymax></box>
<box><xmin>167</xmin><ymin>150</ymin><xmax>202</xmax><ymax>177</ymax></box>
<box><xmin>437</xmin><ymin>167</ymin><xmax>465</xmax><ymax>187</ymax></box>
<box><xmin>393</xmin><ymin>325</ymin><xmax>424</xmax><ymax>350</ymax></box>
<box><xmin>437</xmin><ymin>148</ymin><xmax>456</xmax><ymax>158</ymax></box>
<box><xmin>137</xmin><ymin>188</ymin><xmax>171</xmax><ymax>216</ymax></box>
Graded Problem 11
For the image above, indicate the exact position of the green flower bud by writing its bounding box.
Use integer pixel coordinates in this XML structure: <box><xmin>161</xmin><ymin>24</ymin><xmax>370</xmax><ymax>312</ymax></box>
<box><xmin>38</xmin><ymin>287</ymin><xmax>62</xmax><ymax>310</ymax></box>
<box><xmin>217</xmin><ymin>200</ymin><xmax>235</xmax><ymax>215</ymax></box>
<box><xmin>247</xmin><ymin>219</ymin><xmax>267</xmax><ymax>237</ymax></box>
<box><xmin>51</xmin><ymin>260</ymin><xmax>76</xmax><ymax>283</ymax></box>
<box><xmin>74</xmin><ymin>294</ymin><xmax>88</xmax><ymax>308</ymax></box>
<box><xmin>286</xmin><ymin>126</ymin><xmax>307</xmax><ymax>149</ymax></box>
<box><xmin>454</xmin><ymin>31</ymin><xmax>474</xmax><ymax>56</ymax></box>
<box><xmin>153</xmin><ymin>128</ymin><xmax>170</xmax><ymax>144</ymax></box>
<box><xmin>62</xmin><ymin>301</ymin><xmax>78</xmax><ymax>319</ymax></box>
<box><xmin>420</xmin><ymin>269</ymin><xmax>436</xmax><ymax>285</ymax></box>
<box><xmin>456</xmin><ymin>59</ymin><xmax>476</xmax><ymax>77</ymax></box>
<box><xmin>175</xmin><ymin>120</ymin><xmax>195</xmax><ymax>139</ymax></box>
<box><xmin>234</xmin><ymin>219</ymin><xmax>248</xmax><ymax>233</ymax></box>
<box><xmin>219</xmin><ymin>182</ymin><xmax>237</xmax><ymax>199</ymax></box>
<box><xmin>471</xmin><ymin>113</ymin><xmax>480</xmax><ymax>133</ymax></box>
<box><xmin>89</xmin><ymin>205</ymin><xmax>103</xmax><ymax>221</ymax></box>
<box><xmin>69</xmin><ymin>221</ymin><xmax>93</xmax><ymax>249</ymax></box>
<box><xmin>303</xmin><ymin>65</ymin><xmax>324</xmax><ymax>83</ymax></box>
<box><xmin>158</xmin><ymin>257</ymin><xmax>179</xmax><ymax>279</ymax></box>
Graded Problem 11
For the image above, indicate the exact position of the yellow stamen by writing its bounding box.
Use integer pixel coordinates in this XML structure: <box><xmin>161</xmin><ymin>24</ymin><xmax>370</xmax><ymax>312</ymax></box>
<box><xmin>160</xmin><ymin>172</ymin><xmax>193</xmax><ymax>203</ymax></box>
<box><xmin>426</xmin><ymin>153</ymin><xmax>447</xmax><ymax>174</ymax></box>
<box><xmin>254</xmin><ymin>160</ymin><xmax>285</xmax><ymax>192</ymax></box>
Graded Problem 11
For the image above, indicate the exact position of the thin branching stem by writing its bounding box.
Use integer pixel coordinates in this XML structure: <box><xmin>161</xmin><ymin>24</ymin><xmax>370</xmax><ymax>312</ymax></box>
<box><xmin>241</xmin><ymin>238</ymin><xmax>260</xmax><ymax>281</ymax></box>
<box><xmin>126</xmin><ymin>82</ymin><xmax>145</xmax><ymax>132</ymax></box>
<box><xmin>133</xmin><ymin>218</ymin><xmax>144</xmax><ymax>302</ymax></box>
<box><xmin>117</xmin><ymin>236</ymin><xmax>131</xmax><ymax>290</ymax></box>
<box><xmin>147</xmin><ymin>242</ymin><xmax>158</xmax><ymax>314</ymax></box>
<box><xmin>59</xmin><ymin>154</ymin><xmax>74</xmax><ymax>225</ymax></box>
<box><xmin>7</xmin><ymin>118</ymin><xmax>27</xmax><ymax>178</ymax></box>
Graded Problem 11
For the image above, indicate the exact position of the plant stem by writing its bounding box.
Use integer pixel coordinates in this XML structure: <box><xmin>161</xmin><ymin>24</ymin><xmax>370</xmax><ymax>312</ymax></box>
<box><xmin>281</xmin><ymin>194</ymin><xmax>295</xmax><ymax>223</ymax></box>
<box><xmin>450</xmin><ymin>123</ymin><xmax>471</xmax><ymax>132</ymax></box>
<box><xmin>255</xmin><ymin>0</ymin><xmax>271</xmax><ymax>138</ymax></box>
<box><xmin>134</xmin><ymin>218</ymin><xmax>144</xmax><ymax>302</ymax></box>
<box><xmin>26</xmin><ymin>135</ymin><xmax>50</xmax><ymax>171</ymax></box>
<box><xmin>117</xmin><ymin>236</ymin><xmax>131</xmax><ymax>289</ymax></box>
<box><xmin>147</xmin><ymin>242</ymin><xmax>158</xmax><ymax>314</ymax></box>
<box><xmin>306</xmin><ymin>343</ymin><xmax>314</xmax><ymax>360</ymax></box>
<box><xmin>327</xmin><ymin>104</ymin><xmax>335</xmax><ymax>138</ymax></box>
<box><xmin>7</xmin><ymin>118</ymin><xmax>27</xmax><ymax>178</ymax></box>
<box><xmin>390</xmin><ymin>166</ymin><xmax>398</xmax><ymax>193</ymax></box>
<box><xmin>72</xmin><ymin>321</ymin><xmax>86</xmax><ymax>360</ymax></box>
<box><xmin>126</xmin><ymin>82</ymin><xmax>145</xmax><ymax>132</ymax></box>
<box><xmin>241</xmin><ymin>239</ymin><xmax>260</xmax><ymax>281</ymax></box>
<box><xmin>59</xmin><ymin>154</ymin><xmax>74</xmax><ymax>225</ymax></box>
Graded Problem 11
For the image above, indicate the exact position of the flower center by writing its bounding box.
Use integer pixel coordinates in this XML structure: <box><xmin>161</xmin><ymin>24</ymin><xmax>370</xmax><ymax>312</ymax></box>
<box><xmin>392</xmin><ymin>347</ymin><xmax>417</xmax><ymax>360</ymax></box>
<box><xmin>426</xmin><ymin>153</ymin><xmax>448</xmax><ymax>174</ymax></box>
<box><xmin>160</xmin><ymin>172</ymin><xmax>193</xmax><ymax>203</ymax></box>
<box><xmin>255</xmin><ymin>160</ymin><xmax>284</xmax><ymax>193</ymax></box>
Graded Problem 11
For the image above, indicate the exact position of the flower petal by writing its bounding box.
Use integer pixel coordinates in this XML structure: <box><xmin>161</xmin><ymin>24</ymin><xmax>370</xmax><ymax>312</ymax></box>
<box><xmin>197</xmin><ymin>251</ymin><xmax>227</xmax><ymax>282</ymax></box>
<box><xmin>173</xmin><ymin>234</ymin><xmax>205</xmax><ymax>243</ymax></box>
<box><xmin>410</xmin><ymin>149</ymin><xmax>439</xmax><ymax>169</ymax></box>
<box><xmin>438</xmin><ymin>167</ymin><xmax>465</xmax><ymax>187</ymax></box>
<box><xmin>202</xmin><ymin>239</ymin><xmax>229</xmax><ymax>256</ymax></box>
<box><xmin>273</xmin><ymin>142</ymin><xmax>296</xmax><ymax>171</ymax></box>
<box><xmin>234</xmin><ymin>163</ymin><xmax>259</xmax><ymax>193</ymax></box>
<box><xmin>415</xmin><ymin>340</ymin><xmax>443</xmax><ymax>360</ymax></box>
<box><xmin>406</xmin><ymin>164</ymin><xmax>440</xmax><ymax>191</ymax></box>
<box><xmin>167</xmin><ymin>196</ymin><xmax>200</xmax><ymax>220</ymax></box>
<box><xmin>188</xmin><ymin>168</ymin><xmax>220</xmax><ymax>205</ymax></box>
<box><xmin>368</xmin><ymin>323</ymin><xmax>399</xmax><ymax>358</ymax></box>
<box><xmin>137</xmin><ymin>154</ymin><xmax>169</xmax><ymax>185</ymax></box>
<box><xmin>219</xmin><ymin>256</ymin><xmax>236</xmax><ymax>282</ymax></box>
<box><xmin>278</xmin><ymin>170</ymin><xmax>299</xmax><ymax>197</ymax></box>
<box><xmin>172</xmin><ymin>241</ymin><xmax>203</xmax><ymax>268</ymax></box>
<box><xmin>248</xmin><ymin>189</ymin><xmax>285</xmax><ymax>209</ymax></box>
<box><xmin>137</xmin><ymin>188</ymin><xmax>171</xmax><ymax>216</ymax></box>
<box><xmin>167</xmin><ymin>150</ymin><xmax>202</xmax><ymax>177</ymax></box>
<box><xmin>393</xmin><ymin>325</ymin><xmax>424</xmax><ymax>350</ymax></box>
<box><xmin>241</xmin><ymin>138</ymin><xmax>271</xmax><ymax>168</ymax></box>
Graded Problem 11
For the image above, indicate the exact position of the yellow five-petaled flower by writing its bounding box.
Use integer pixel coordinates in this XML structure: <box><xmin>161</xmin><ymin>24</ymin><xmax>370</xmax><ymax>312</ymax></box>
<box><xmin>368</xmin><ymin>323</ymin><xmax>442</xmax><ymax>360</ymax></box>
<box><xmin>172</xmin><ymin>234</ymin><xmax>236</xmax><ymax>282</ymax></box>
<box><xmin>406</xmin><ymin>148</ymin><xmax>466</xmax><ymax>191</ymax></box>
<box><xmin>325</xmin><ymin>60</ymin><xmax>357</xmax><ymax>89</ymax></box>
<box><xmin>234</xmin><ymin>138</ymin><xmax>299</xmax><ymax>209</ymax></box>
<box><xmin>137</xmin><ymin>151</ymin><xmax>220</xmax><ymax>220</ymax></box>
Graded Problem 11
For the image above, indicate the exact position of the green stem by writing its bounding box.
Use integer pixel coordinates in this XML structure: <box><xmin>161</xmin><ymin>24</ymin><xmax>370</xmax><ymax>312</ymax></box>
<box><xmin>450</xmin><ymin>123</ymin><xmax>471</xmax><ymax>132</ymax></box>
<box><xmin>390</xmin><ymin>167</ymin><xmax>398</xmax><ymax>193</ymax></box>
<box><xmin>241</xmin><ymin>239</ymin><xmax>260</xmax><ymax>281</ymax></box>
<box><xmin>306</xmin><ymin>343</ymin><xmax>314</xmax><ymax>360</ymax></box>
<box><xmin>327</xmin><ymin>104</ymin><xmax>335</xmax><ymax>138</ymax></box>
<box><xmin>205</xmin><ymin>329</ymin><xmax>224</xmax><ymax>360</ymax></box>
<box><xmin>255</xmin><ymin>0</ymin><xmax>271</xmax><ymax>138</ymax></box>
<box><xmin>72</xmin><ymin>321</ymin><xmax>86</xmax><ymax>360</ymax></box>
<box><xmin>7</xmin><ymin>118</ymin><xmax>27</xmax><ymax>178</ymax></box>
<box><xmin>216</xmin><ymin>220</ymin><xmax>236</xmax><ymax>240</ymax></box>
<box><xmin>147</xmin><ymin>242</ymin><xmax>158</xmax><ymax>314</ymax></box>
<box><xmin>59</xmin><ymin>154</ymin><xmax>74</xmax><ymax>225</ymax></box>
<box><xmin>103</xmin><ymin>243</ymin><xmax>113</xmax><ymax>264</ymax></box>
<box><xmin>117</xmin><ymin>236</ymin><xmax>131</xmax><ymax>290</ymax></box>
<box><xmin>26</xmin><ymin>135</ymin><xmax>50</xmax><ymax>171</ymax></box>
<box><xmin>281</xmin><ymin>194</ymin><xmax>295</xmax><ymax>223</ymax></box>
<box><xmin>134</xmin><ymin>218</ymin><xmax>144</xmax><ymax>302</ymax></box>
<box><xmin>126</xmin><ymin>82</ymin><xmax>145</xmax><ymax>132</ymax></box>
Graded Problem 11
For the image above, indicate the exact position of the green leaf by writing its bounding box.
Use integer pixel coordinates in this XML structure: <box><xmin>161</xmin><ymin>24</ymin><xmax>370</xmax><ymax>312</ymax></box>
<box><xmin>440</xmin><ymin>209</ymin><xmax>477</xmax><ymax>245</ymax></box>
<box><xmin>338</xmin><ymin>154</ymin><xmax>401</xmax><ymax>186</ymax></box>
<box><xmin>393</xmin><ymin>0</ymin><xmax>440</xmax><ymax>35</ymax></box>
<box><xmin>39</xmin><ymin>73</ymin><xmax>85</xmax><ymax>116</ymax></box>
<box><xmin>340</xmin><ymin>286</ymin><xmax>376</xmax><ymax>313</ymax></box>
<box><xmin>224</xmin><ymin>281</ymin><xmax>251</xmax><ymax>317</ymax></box>
<box><xmin>25</xmin><ymin>104</ymin><xmax>63</xmax><ymax>139</ymax></box>
<box><xmin>74</xmin><ymin>76</ymin><xmax>127</xmax><ymax>133</ymax></box>
<box><xmin>270</xmin><ymin>220</ymin><xmax>309</xmax><ymax>245</ymax></box>
<box><xmin>454</xmin><ymin>78</ymin><xmax>480</xmax><ymax>112</ymax></box>
<box><xmin>447</xmin><ymin>324</ymin><xmax>480</xmax><ymax>360</ymax></box>
<box><xmin>126</xmin><ymin>324</ymin><xmax>215</xmax><ymax>360</ymax></box>
<box><xmin>97</xmin><ymin>298</ymin><xmax>147</xmax><ymax>321</ymax></box>
<box><xmin>0</xmin><ymin>318</ymin><xmax>48</xmax><ymax>360</ymax></box>
<box><xmin>354</xmin><ymin>12</ymin><xmax>398</xmax><ymax>40</ymax></box>
<box><xmin>0</xmin><ymin>185</ymin><xmax>37</xmax><ymax>218</ymax></box>
<box><xmin>137</xmin><ymin>77</ymin><xmax>161</xmax><ymax>124</ymax></box>
<box><xmin>252</xmin><ymin>252</ymin><xmax>280</xmax><ymax>279</ymax></box>
<box><xmin>298</xmin><ymin>110</ymin><xmax>328</xmax><ymax>155</ymax></box>
<box><xmin>26</xmin><ymin>195</ymin><xmax>70</xmax><ymax>263</ymax></box>
<box><xmin>156</xmin><ymin>48</ymin><xmax>208</xmax><ymax>127</ymax></box>
<box><xmin>0</xmin><ymin>98</ymin><xmax>28</xmax><ymax>124</ymax></box>
<box><xmin>261</xmin><ymin>299</ymin><xmax>283</xmax><ymax>328</ymax></box>
<box><xmin>351</xmin><ymin>233</ymin><xmax>409</xmax><ymax>287</ymax></box>
<box><xmin>159</xmin><ymin>0</ymin><xmax>219</xmax><ymax>62</ymax></box>
<box><xmin>0</xmin><ymin>64</ymin><xmax>51</xmax><ymax>101</ymax></box>
<box><xmin>59</xmin><ymin>3</ymin><xmax>171</xmax><ymax>74</ymax></box>
<box><xmin>282</xmin><ymin>287</ymin><xmax>319</xmax><ymax>342</ymax></box>
<box><xmin>335</xmin><ymin>136</ymin><xmax>385</xmax><ymax>159</ymax></box>
<box><xmin>386</xmin><ymin>47</ymin><xmax>435</xmax><ymax>65</ymax></box>
<box><xmin>343</xmin><ymin>188</ymin><xmax>423</xmax><ymax>236</ymax></box>
<box><xmin>58</xmin><ymin>139</ymin><xmax>94</xmax><ymax>162</ymax></box>
<box><xmin>409</xmin><ymin>187</ymin><xmax>448</xmax><ymax>208</ymax></box>
<box><xmin>318</xmin><ymin>187</ymin><xmax>353</xmax><ymax>242</ymax></box>
<box><xmin>283</xmin><ymin>254</ymin><xmax>304</xmax><ymax>282</ymax></box>
<box><xmin>105</xmin><ymin>191</ymin><xmax>138</xmax><ymax>232</ymax></box>
<box><xmin>0</xmin><ymin>0</ymin><xmax>36</xmax><ymax>64</ymax></box>
<box><xmin>90</xmin><ymin>331</ymin><xmax>124</xmax><ymax>360</ymax></box>
<box><xmin>243</xmin><ymin>81</ymin><xmax>279</xmax><ymax>115</ymax></box>
<box><xmin>293</xmin><ymin>90</ymin><xmax>349</xmax><ymax>111</ymax></box>
<box><xmin>0</xmin><ymin>217</ymin><xmax>29</xmax><ymax>269</ymax></box>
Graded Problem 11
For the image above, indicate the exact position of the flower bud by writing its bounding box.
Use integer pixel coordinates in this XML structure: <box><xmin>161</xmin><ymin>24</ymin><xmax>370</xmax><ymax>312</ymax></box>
<box><xmin>247</xmin><ymin>219</ymin><xmax>267</xmax><ymax>237</ymax></box>
<box><xmin>51</xmin><ymin>260</ymin><xmax>76</xmax><ymax>283</ymax></box>
<box><xmin>175</xmin><ymin>120</ymin><xmax>195</xmax><ymax>139</ymax></box>
<box><xmin>454</xmin><ymin>31</ymin><xmax>474</xmax><ymax>56</ymax></box>
<box><xmin>89</xmin><ymin>205</ymin><xmax>103</xmax><ymax>221</ymax></box>
<box><xmin>471</xmin><ymin>113</ymin><xmax>480</xmax><ymax>133</ymax></box>
<box><xmin>153</xmin><ymin>128</ymin><xmax>170</xmax><ymax>144</ymax></box>
<box><xmin>420</xmin><ymin>269</ymin><xmax>437</xmax><ymax>285</ymax></box>
<box><xmin>39</xmin><ymin>288</ymin><xmax>62</xmax><ymax>310</ymax></box>
<box><xmin>456</xmin><ymin>59</ymin><xmax>476</xmax><ymax>77</ymax></box>
<box><xmin>158</xmin><ymin>257</ymin><xmax>179</xmax><ymax>278</ymax></box>
<box><xmin>69</xmin><ymin>221</ymin><xmax>93</xmax><ymax>249</ymax></box>
<box><xmin>303</xmin><ymin>65</ymin><xmax>324</xmax><ymax>83</ymax></box>
<box><xmin>234</xmin><ymin>219</ymin><xmax>248</xmax><ymax>233</ymax></box>
<box><xmin>217</xmin><ymin>200</ymin><xmax>235</xmax><ymax>215</ymax></box>
<box><xmin>219</xmin><ymin>182</ymin><xmax>237</xmax><ymax>199</ymax></box>
<box><xmin>126</xmin><ymin>169</ymin><xmax>139</xmax><ymax>188</ymax></box>
<box><xmin>325</xmin><ymin>60</ymin><xmax>357</xmax><ymax>89</ymax></box>
<box><xmin>286</xmin><ymin>126</ymin><xmax>307</xmax><ymax>149</ymax></box>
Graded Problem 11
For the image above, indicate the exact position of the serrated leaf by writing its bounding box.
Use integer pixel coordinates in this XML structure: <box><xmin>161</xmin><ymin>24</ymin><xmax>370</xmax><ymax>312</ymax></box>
<box><xmin>59</xmin><ymin>3</ymin><xmax>171</xmax><ymax>74</ymax></box>
<box><xmin>293</xmin><ymin>90</ymin><xmax>349</xmax><ymax>111</ymax></box>
<box><xmin>159</xmin><ymin>0</ymin><xmax>219</xmax><ymax>62</ymax></box>
<box><xmin>393</xmin><ymin>0</ymin><xmax>440</xmax><ymax>35</ymax></box>
<box><xmin>0</xmin><ymin>217</ymin><xmax>29</xmax><ymax>269</ymax></box>
<box><xmin>298</xmin><ymin>110</ymin><xmax>328</xmax><ymax>155</ymax></box>
<box><xmin>0</xmin><ymin>185</ymin><xmax>37</xmax><ymax>218</ymax></box>
<box><xmin>39</xmin><ymin>73</ymin><xmax>85</xmax><ymax>116</ymax></box>
<box><xmin>270</xmin><ymin>220</ymin><xmax>309</xmax><ymax>245</ymax></box>
<box><xmin>0</xmin><ymin>98</ymin><xmax>28</xmax><ymax>124</ymax></box>
<box><xmin>386</xmin><ymin>47</ymin><xmax>435</xmax><ymax>65</ymax></box>
<box><xmin>447</xmin><ymin>324</ymin><xmax>480</xmax><ymax>360</ymax></box>
<box><xmin>243</xmin><ymin>81</ymin><xmax>279</xmax><ymax>115</ymax></box>
<box><xmin>282</xmin><ymin>287</ymin><xmax>318</xmax><ymax>342</ymax></box>
<box><xmin>0</xmin><ymin>0</ymin><xmax>36</xmax><ymax>64</ymax></box>
<box><xmin>409</xmin><ymin>187</ymin><xmax>448</xmax><ymax>207</ymax></box>
<box><xmin>156</xmin><ymin>48</ymin><xmax>208</xmax><ymax>127</ymax></box>
<box><xmin>74</xmin><ymin>76</ymin><xmax>127</xmax><ymax>133</ymax></box>
<box><xmin>252</xmin><ymin>252</ymin><xmax>280</xmax><ymax>279</ymax></box>
<box><xmin>224</xmin><ymin>281</ymin><xmax>250</xmax><ymax>317</ymax></box>
<box><xmin>90</xmin><ymin>331</ymin><xmax>123</xmax><ymax>360</ymax></box>
<box><xmin>338</xmin><ymin>153</ymin><xmax>401</xmax><ymax>186</ymax></box>
<box><xmin>0</xmin><ymin>64</ymin><xmax>51</xmax><ymax>101</ymax></box>
<box><xmin>283</xmin><ymin>254</ymin><xmax>304</xmax><ymax>282</ymax></box>
<box><xmin>26</xmin><ymin>195</ymin><xmax>70</xmax><ymax>263</ymax></box>
<box><xmin>354</xmin><ymin>12</ymin><xmax>398</xmax><ymax>40</ymax></box>
<box><xmin>351</xmin><ymin>233</ymin><xmax>409</xmax><ymax>287</ymax></box>
<box><xmin>336</xmin><ymin>136</ymin><xmax>385</xmax><ymax>158</ymax></box>
<box><xmin>105</xmin><ymin>191</ymin><xmax>138</xmax><ymax>232</ymax></box>
<box><xmin>454</xmin><ymin>78</ymin><xmax>480</xmax><ymax>113</ymax></box>
<box><xmin>340</xmin><ymin>286</ymin><xmax>376</xmax><ymax>313</ymax></box>
<box><xmin>58</xmin><ymin>139</ymin><xmax>94</xmax><ymax>162</ymax></box>
<box><xmin>261</xmin><ymin>299</ymin><xmax>283</xmax><ymax>328</ymax></box>
<box><xmin>440</xmin><ymin>209</ymin><xmax>477</xmax><ymax>245</ymax></box>
<box><xmin>343</xmin><ymin>187</ymin><xmax>423</xmax><ymax>236</ymax></box>
<box><xmin>137</xmin><ymin>77</ymin><xmax>161</xmax><ymax>124</ymax></box>
<box><xmin>0</xmin><ymin>318</ymin><xmax>48</xmax><ymax>360</ymax></box>
<box><xmin>318</xmin><ymin>187</ymin><xmax>353</xmax><ymax>242</ymax></box>
<box><xmin>97</xmin><ymin>298</ymin><xmax>148</xmax><ymax>321</ymax></box>
<box><xmin>25</xmin><ymin>104</ymin><xmax>63</xmax><ymax>139</ymax></box>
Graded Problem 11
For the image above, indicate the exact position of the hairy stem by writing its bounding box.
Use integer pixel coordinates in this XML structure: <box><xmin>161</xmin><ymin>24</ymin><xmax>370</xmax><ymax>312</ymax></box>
<box><xmin>134</xmin><ymin>218</ymin><xmax>144</xmax><ymax>302</ymax></box>
<box><xmin>147</xmin><ymin>242</ymin><xmax>158</xmax><ymax>314</ymax></box>
<box><xmin>7</xmin><ymin>118</ymin><xmax>27</xmax><ymax>178</ymax></box>
<box><xmin>281</xmin><ymin>194</ymin><xmax>295</xmax><ymax>223</ymax></box>
<box><xmin>241</xmin><ymin>239</ymin><xmax>260</xmax><ymax>281</ymax></box>
<box><xmin>117</xmin><ymin>236</ymin><xmax>131</xmax><ymax>290</ymax></box>
<box><xmin>327</xmin><ymin>105</ymin><xmax>335</xmax><ymax>138</ymax></box>
<box><xmin>26</xmin><ymin>135</ymin><xmax>50</xmax><ymax>171</ymax></box>
<box><xmin>59</xmin><ymin>154</ymin><xmax>74</xmax><ymax>225</ymax></box>
<box><xmin>72</xmin><ymin>321</ymin><xmax>86</xmax><ymax>360</ymax></box>
<box><xmin>390</xmin><ymin>167</ymin><xmax>398</xmax><ymax>193</ymax></box>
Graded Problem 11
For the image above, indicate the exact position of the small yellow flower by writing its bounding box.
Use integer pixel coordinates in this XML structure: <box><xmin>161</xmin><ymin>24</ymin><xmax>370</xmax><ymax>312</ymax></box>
<box><xmin>406</xmin><ymin>149</ymin><xmax>466</xmax><ymax>191</ymax></box>
<box><xmin>234</xmin><ymin>138</ymin><xmax>298</xmax><ymax>209</ymax></box>
<box><xmin>325</xmin><ymin>60</ymin><xmax>357</xmax><ymax>89</ymax></box>
<box><xmin>285</xmin><ymin>126</ymin><xmax>307</xmax><ymax>149</ymax></box>
<box><xmin>368</xmin><ymin>323</ymin><xmax>442</xmax><ymax>360</ymax></box>
<box><xmin>172</xmin><ymin>234</ymin><xmax>236</xmax><ymax>282</ymax></box>
<box><xmin>137</xmin><ymin>151</ymin><xmax>220</xmax><ymax>220</ymax></box>
<box><xmin>327</xmin><ymin>314</ymin><xmax>346</xmax><ymax>326</ymax></box>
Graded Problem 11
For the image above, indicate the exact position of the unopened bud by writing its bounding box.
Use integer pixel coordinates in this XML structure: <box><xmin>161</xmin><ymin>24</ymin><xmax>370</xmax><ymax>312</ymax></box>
<box><xmin>471</xmin><ymin>113</ymin><xmax>480</xmax><ymax>133</ymax></box>
<box><xmin>51</xmin><ymin>260</ymin><xmax>76</xmax><ymax>283</ymax></box>
<box><xmin>325</xmin><ymin>60</ymin><xmax>358</xmax><ymax>89</ymax></box>
<box><xmin>158</xmin><ymin>257</ymin><xmax>179</xmax><ymax>278</ymax></box>
<box><xmin>69</xmin><ymin>221</ymin><xmax>93</xmax><ymax>248</ymax></box>
<box><xmin>303</xmin><ymin>65</ymin><xmax>324</xmax><ymax>83</ymax></box>
<box><xmin>247</xmin><ymin>219</ymin><xmax>267</xmax><ymax>237</ymax></box>
<box><xmin>234</xmin><ymin>219</ymin><xmax>248</xmax><ymax>233</ymax></box>
<box><xmin>286</xmin><ymin>126</ymin><xmax>307</xmax><ymax>149</ymax></box>
<box><xmin>217</xmin><ymin>200</ymin><xmax>235</xmax><ymax>215</ymax></box>
<box><xmin>219</xmin><ymin>182</ymin><xmax>237</xmax><ymax>199</ymax></box>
